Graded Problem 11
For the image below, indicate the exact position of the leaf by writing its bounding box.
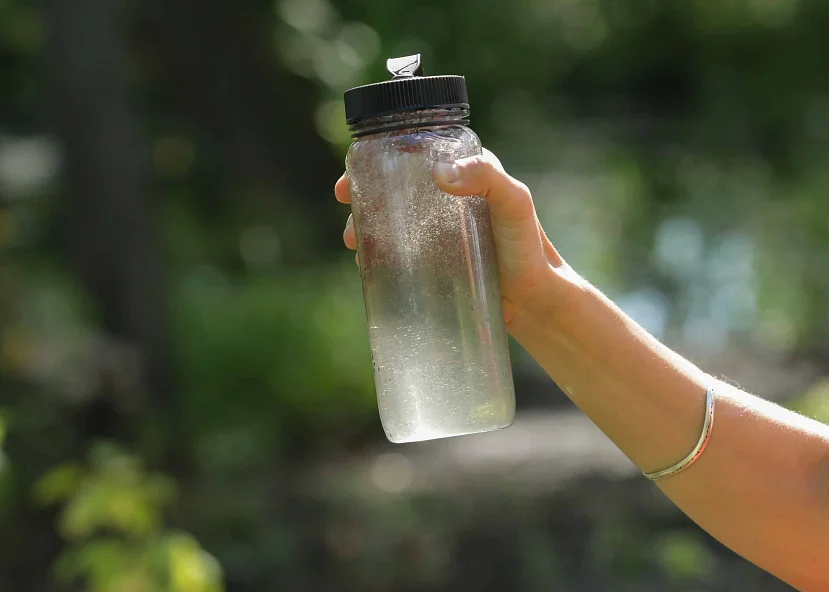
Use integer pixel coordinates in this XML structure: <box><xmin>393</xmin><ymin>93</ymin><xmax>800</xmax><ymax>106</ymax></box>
<box><xmin>33</xmin><ymin>463</ymin><xmax>84</xmax><ymax>506</ymax></box>
<box><xmin>166</xmin><ymin>533</ymin><xmax>224</xmax><ymax>592</ymax></box>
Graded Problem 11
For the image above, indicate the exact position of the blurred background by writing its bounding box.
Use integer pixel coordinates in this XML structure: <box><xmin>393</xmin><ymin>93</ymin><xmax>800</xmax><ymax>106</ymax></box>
<box><xmin>1</xmin><ymin>0</ymin><xmax>828</xmax><ymax>590</ymax></box>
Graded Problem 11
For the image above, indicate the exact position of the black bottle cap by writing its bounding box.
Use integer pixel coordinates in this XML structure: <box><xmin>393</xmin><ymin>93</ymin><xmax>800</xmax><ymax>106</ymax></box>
<box><xmin>344</xmin><ymin>54</ymin><xmax>469</xmax><ymax>124</ymax></box>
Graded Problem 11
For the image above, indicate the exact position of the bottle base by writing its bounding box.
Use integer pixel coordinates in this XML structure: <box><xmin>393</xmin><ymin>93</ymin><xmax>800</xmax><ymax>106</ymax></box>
<box><xmin>384</xmin><ymin>417</ymin><xmax>515</xmax><ymax>444</ymax></box>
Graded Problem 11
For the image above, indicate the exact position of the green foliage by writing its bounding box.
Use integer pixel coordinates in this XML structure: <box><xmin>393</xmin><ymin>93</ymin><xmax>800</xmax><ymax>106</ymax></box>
<box><xmin>174</xmin><ymin>262</ymin><xmax>377</xmax><ymax>450</ymax></box>
<box><xmin>656</xmin><ymin>531</ymin><xmax>713</xmax><ymax>581</ymax></box>
<box><xmin>589</xmin><ymin>515</ymin><xmax>652</xmax><ymax>579</ymax></box>
<box><xmin>0</xmin><ymin>0</ymin><xmax>826</xmax><ymax>589</ymax></box>
<box><xmin>34</xmin><ymin>443</ymin><xmax>223</xmax><ymax>592</ymax></box>
<box><xmin>0</xmin><ymin>411</ymin><xmax>6</xmax><ymax>480</ymax></box>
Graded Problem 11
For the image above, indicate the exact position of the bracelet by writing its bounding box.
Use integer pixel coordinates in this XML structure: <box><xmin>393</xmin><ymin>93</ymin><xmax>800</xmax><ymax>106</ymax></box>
<box><xmin>643</xmin><ymin>386</ymin><xmax>716</xmax><ymax>481</ymax></box>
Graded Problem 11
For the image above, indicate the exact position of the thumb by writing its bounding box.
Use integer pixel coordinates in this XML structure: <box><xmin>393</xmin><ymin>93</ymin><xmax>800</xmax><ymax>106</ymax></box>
<box><xmin>433</xmin><ymin>151</ymin><xmax>536</xmax><ymax>228</ymax></box>
<box><xmin>432</xmin><ymin>150</ymin><xmax>547</xmax><ymax>273</ymax></box>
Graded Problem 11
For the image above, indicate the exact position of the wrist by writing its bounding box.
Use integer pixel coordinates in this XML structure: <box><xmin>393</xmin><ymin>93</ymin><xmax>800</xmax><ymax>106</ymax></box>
<box><xmin>505</xmin><ymin>264</ymin><xmax>656</xmax><ymax>386</ymax></box>
<box><xmin>504</xmin><ymin>261</ymin><xmax>595</xmax><ymax>346</ymax></box>
<box><xmin>507</xmin><ymin>262</ymin><xmax>708</xmax><ymax>399</ymax></box>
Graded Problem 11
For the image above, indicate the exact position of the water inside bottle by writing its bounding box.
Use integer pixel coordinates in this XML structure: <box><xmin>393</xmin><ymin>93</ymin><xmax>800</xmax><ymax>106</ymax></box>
<box><xmin>360</xmin><ymin>189</ymin><xmax>514</xmax><ymax>443</ymax></box>
<box><xmin>349</xmin><ymin>126</ymin><xmax>515</xmax><ymax>443</ymax></box>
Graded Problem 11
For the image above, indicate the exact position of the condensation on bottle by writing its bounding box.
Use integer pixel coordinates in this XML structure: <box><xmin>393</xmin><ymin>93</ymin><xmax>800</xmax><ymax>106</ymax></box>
<box><xmin>343</xmin><ymin>55</ymin><xmax>515</xmax><ymax>443</ymax></box>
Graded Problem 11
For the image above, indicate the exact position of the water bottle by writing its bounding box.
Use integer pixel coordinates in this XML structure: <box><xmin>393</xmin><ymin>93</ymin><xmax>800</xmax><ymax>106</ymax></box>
<box><xmin>343</xmin><ymin>54</ymin><xmax>515</xmax><ymax>443</ymax></box>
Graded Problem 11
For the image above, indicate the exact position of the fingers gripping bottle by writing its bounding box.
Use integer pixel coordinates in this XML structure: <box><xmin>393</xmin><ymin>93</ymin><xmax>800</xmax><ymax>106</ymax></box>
<box><xmin>344</xmin><ymin>55</ymin><xmax>515</xmax><ymax>443</ymax></box>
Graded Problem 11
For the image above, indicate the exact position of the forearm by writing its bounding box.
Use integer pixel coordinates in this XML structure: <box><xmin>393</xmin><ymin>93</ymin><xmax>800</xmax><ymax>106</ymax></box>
<box><xmin>510</xmin><ymin>267</ymin><xmax>829</xmax><ymax>590</ymax></box>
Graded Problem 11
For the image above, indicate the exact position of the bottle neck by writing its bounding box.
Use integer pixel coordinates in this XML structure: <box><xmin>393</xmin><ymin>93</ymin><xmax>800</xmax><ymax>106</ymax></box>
<box><xmin>348</xmin><ymin>107</ymin><xmax>470</xmax><ymax>139</ymax></box>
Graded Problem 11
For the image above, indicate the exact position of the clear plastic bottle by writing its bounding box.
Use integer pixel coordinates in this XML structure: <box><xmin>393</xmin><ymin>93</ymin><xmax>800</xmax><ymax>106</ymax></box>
<box><xmin>344</xmin><ymin>55</ymin><xmax>515</xmax><ymax>443</ymax></box>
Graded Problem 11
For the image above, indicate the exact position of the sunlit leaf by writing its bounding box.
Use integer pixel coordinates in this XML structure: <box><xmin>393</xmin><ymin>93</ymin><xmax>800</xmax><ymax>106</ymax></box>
<box><xmin>33</xmin><ymin>463</ymin><xmax>84</xmax><ymax>506</ymax></box>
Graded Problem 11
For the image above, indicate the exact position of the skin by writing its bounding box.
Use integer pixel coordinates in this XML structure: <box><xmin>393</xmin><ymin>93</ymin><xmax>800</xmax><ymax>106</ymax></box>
<box><xmin>335</xmin><ymin>149</ymin><xmax>829</xmax><ymax>591</ymax></box>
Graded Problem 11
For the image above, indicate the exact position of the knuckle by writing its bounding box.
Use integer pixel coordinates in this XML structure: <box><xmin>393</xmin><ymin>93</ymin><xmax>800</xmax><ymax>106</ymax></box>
<box><xmin>477</xmin><ymin>154</ymin><xmax>501</xmax><ymax>175</ymax></box>
<box><xmin>462</xmin><ymin>154</ymin><xmax>501</xmax><ymax>185</ymax></box>
<box><xmin>513</xmin><ymin>180</ymin><xmax>533</xmax><ymax>202</ymax></box>
<box><xmin>481</xmin><ymin>148</ymin><xmax>503</xmax><ymax>168</ymax></box>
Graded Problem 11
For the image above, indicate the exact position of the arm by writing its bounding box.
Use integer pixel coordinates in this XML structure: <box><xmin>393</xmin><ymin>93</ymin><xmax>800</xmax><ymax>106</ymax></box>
<box><xmin>513</xmin><ymin>279</ymin><xmax>829</xmax><ymax>591</ymax></box>
<box><xmin>335</xmin><ymin>151</ymin><xmax>829</xmax><ymax>591</ymax></box>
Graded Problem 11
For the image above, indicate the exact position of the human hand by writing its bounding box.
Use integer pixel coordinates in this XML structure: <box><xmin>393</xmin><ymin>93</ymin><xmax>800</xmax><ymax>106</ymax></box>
<box><xmin>335</xmin><ymin>148</ymin><xmax>585</xmax><ymax>330</ymax></box>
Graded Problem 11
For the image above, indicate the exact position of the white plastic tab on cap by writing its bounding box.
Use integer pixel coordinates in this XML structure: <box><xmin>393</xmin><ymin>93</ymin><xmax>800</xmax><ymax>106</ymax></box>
<box><xmin>387</xmin><ymin>54</ymin><xmax>423</xmax><ymax>78</ymax></box>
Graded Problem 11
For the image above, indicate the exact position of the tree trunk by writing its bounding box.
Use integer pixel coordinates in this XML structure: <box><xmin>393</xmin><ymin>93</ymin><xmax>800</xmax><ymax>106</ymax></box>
<box><xmin>44</xmin><ymin>0</ymin><xmax>173</xmax><ymax>439</ymax></box>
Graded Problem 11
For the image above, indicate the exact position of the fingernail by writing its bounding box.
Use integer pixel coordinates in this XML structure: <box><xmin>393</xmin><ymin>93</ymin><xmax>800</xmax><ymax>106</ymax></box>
<box><xmin>434</xmin><ymin>162</ymin><xmax>460</xmax><ymax>184</ymax></box>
